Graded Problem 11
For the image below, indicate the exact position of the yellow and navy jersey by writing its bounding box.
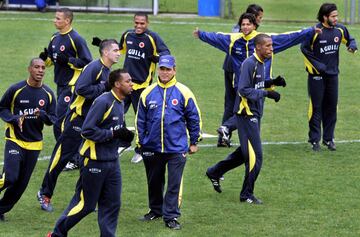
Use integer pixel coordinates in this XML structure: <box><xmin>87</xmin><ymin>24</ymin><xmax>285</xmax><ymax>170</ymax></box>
<box><xmin>199</xmin><ymin>27</ymin><xmax>315</xmax><ymax>87</ymax></box>
<box><xmin>79</xmin><ymin>90</ymin><xmax>124</xmax><ymax>161</ymax></box>
<box><xmin>301</xmin><ymin>23</ymin><xmax>357</xmax><ymax>75</ymax></box>
<box><xmin>135</xmin><ymin>77</ymin><xmax>202</xmax><ymax>153</ymax></box>
<box><xmin>119</xmin><ymin>29</ymin><xmax>170</xmax><ymax>90</ymax></box>
<box><xmin>0</xmin><ymin>80</ymin><xmax>56</xmax><ymax>150</ymax></box>
<box><xmin>234</xmin><ymin>54</ymin><xmax>268</xmax><ymax>118</ymax></box>
<box><xmin>46</xmin><ymin>28</ymin><xmax>92</xmax><ymax>87</ymax></box>
<box><xmin>69</xmin><ymin>59</ymin><xmax>110</xmax><ymax>117</ymax></box>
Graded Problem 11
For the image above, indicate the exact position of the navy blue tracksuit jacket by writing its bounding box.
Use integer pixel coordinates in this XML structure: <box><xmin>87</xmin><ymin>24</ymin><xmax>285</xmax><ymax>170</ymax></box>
<box><xmin>40</xmin><ymin>59</ymin><xmax>111</xmax><ymax>199</ymax></box>
<box><xmin>52</xmin><ymin>90</ymin><xmax>125</xmax><ymax>237</ymax></box>
<box><xmin>44</xmin><ymin>27</ymin><xmax>92</xmax><ymax>139</ymax></box>
<box><xmin>0</xmin><ymin>80</ymin><xmax>56</xmax><ymax>214</ymax></box>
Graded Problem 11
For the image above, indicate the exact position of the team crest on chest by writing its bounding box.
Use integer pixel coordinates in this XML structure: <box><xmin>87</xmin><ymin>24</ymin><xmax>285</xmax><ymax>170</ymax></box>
<box><xmin>39</xmin><ymin>99</ymin><xmax>45</xmax><ymax>107</ymax></box>
<box><xmin>139</xmin><ymin>42</ymin><xmax>145</xmax><ymax>48</ymax></box>
<box><xmin>334</xmin><ymin>37</ymin><xmax>339</xmax><ymax>43</ymax></box>
<box><xmin>60</xmin><ymin>45</ymin><xmax>66</xmax><ymax>51</ymax></box>
<box><xmin>171</xmin><ymin>99</ymin><xmax>178</xmax><ymax>106</ymax></box>
<box><xmin>64</xmin><ymin>96</ymin><xmax>71</xmax><ymax>103</ymax></box>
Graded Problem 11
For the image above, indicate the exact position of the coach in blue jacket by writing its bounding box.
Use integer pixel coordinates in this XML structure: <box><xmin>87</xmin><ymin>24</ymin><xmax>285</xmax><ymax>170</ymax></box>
<box><xmin>136</xmin><ymin>55</ymin><xmax>202</xmax><ymax>230</ymax></box>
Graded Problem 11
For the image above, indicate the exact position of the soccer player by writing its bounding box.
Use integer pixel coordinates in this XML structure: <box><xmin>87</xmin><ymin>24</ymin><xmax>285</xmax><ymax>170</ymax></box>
<box><xmin>47</xmin><ymin>69</ymin><xmax>134</xmax><ymax>237</ymax></box>
<box><xmin>194</xmin><ymin>13</ymin><xmax>317</xmax><ymax>148</ymax></box>
<box><xmin>301</xmin><ymin>3</ymin><xmax>357</xmax><ymax>151</ymax></box>
<box><xmin>136</xmin><ymin>55</ymin><xmax>202</xmax><ymax>230</ymax></box>
<box><xmin>219</xmin><ymin>4</ymin><xmax>264</xmax><ymax>147</ymax></box>
<box><xmin>39</xmin><ymin>8</ymin><xmax>92</xmax><ymax>143</ymax></box>
<box><xmin>246</xmin><ymin>4</ymin><xmax>264</xmax><ymax>25</ymax></box>
<box><xmin>37</xmin><ymin>39</ymin><xmax>121</xmax><ymax>212</ymax></box>
<box><xmin>210</xmin><ymin>34</ymin><xmax>280</xmax><ymax>204</ymax></box>
<box><xmin>196</xmin><ymin>14</ymin><xmax>319</xmax><ymax>194</ymax></box>
<box><xmin>119</xmin><ymin>12</ymin><xmax>170</xmax><ymax>163</ymax></box>
<box><xmin>0</xmin><ymin>58</ymin><xmax>56</xmax><ymax>221</ymax></box>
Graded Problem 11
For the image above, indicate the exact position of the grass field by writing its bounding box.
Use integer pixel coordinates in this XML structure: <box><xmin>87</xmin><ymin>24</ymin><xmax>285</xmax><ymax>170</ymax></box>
<box><xmin>0</xmin><ymin>8</ymin><xmax>360</xmax><ymax>237</ymax></box>
<box><xmin>159</xmin><ymin>0</ymin><xmax>349</xmax><ymax>22</ymax></box>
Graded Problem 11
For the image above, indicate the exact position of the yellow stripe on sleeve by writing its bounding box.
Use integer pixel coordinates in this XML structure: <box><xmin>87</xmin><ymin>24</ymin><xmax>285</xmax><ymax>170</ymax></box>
<box><xmin>70</xmin><ymin>95</ymin><xmax>86</xmax><ymax>116</ymax></box>
<box><xmin>120</xmin><ymin>32</ymin><xmax>129</xmax><ymax>54</ymax></box>
<box><xmin>68</xmin><ymin>68</ymin><xmax>82</xmax><ymax>86</ymax></box>
<box><xmin>101</xmin><ymin>101</ymin><xmax>115</xmax><ymax>123</ymax></box>
<box><xmin>175</xmin><ymin>82</ymin><xmax>203</xmax><ymax>141</ymax></box>
<box><xmin>336</xmin><ymin>27</ymin><xmax>347</xmax><ymax>45</ymax></box>
<box><xmin>303</xmin><ymin>56</ymin><xmax>320</xmax><ymax>75</ymax></box>
<box><xmin>11</xmin><ymin>86</ymin><xmax>26</xmax><ymax>113</ymax></box>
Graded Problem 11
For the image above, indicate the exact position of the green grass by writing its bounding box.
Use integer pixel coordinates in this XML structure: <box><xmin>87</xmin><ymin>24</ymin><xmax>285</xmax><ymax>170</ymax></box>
<box><xmin>5</xmin><ymin>0</ymin><xmax>353</xmax><ymax>21</ymax></box>
<box><xmin>0</xmin><ymin>11</ymin><xmax>360</xmax><ymax>237</ymax></box>
<box><xmin>158</xmin><ymin>0</ymin><xmax>350</xmax><ymax>22</ymax></box>
<box><xmin>59</xmin><ymin>0</ymin><xmax>153</xmax><ymax>8</ymax></box>
<box><xmin>229</xmin><ymin>0</ymin><xmax>347</xmax><ymax>22</ymax></box>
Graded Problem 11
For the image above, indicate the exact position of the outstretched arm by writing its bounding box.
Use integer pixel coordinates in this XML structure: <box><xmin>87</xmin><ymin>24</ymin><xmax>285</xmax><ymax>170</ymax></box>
<box><xmin>193</xmin><ymin>27</ymin><xmax>234</xmax><ymax>54</ymax></box>
<box><xmin>270</xmin><ymin>26</ymin><xmax>321</xmax><ymax>54</ymax></box>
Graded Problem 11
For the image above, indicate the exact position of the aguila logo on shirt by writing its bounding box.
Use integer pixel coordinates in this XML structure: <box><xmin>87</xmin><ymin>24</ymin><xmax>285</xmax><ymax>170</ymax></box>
<box><xmin>334</xmin><ymin>37</ymin><xmax>339</xmax><ymax>43</ymax></box>
<box><xmin>171</xmin><ymin>99</ymin><xmax>178</xmax><ymax>106</ymax></box>
<box><xmin>39</xmin><ymin>99</ymin><xmax>45</xmax><ymax>107</ymax></box>
<box><xmin>60</xmin><ymin>45</ymin><xmax>66</xmax><ymax>51</ymax></box>
<box><xmin>64</xmin><ymin>96</ymin><xmax>71</xmax><ymax>103</ymax></box>
<box><xmin>139</xmin><ymin>42</ymin><xmax>145</xmax><ymax>48</ymax></box>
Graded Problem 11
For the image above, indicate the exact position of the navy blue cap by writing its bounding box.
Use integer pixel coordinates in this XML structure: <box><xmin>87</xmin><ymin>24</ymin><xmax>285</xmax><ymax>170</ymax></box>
<box><xmin>158</xmin><ymin>55</ymin><xmax>175</xmax><ymax>68</ymax></box>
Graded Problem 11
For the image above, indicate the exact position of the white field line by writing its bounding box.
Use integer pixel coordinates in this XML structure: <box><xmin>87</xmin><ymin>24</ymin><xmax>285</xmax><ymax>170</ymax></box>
<box><xmin>126</xmin><ymin>127</ymin><xmax>216</xmax><ymax>138</ymax></box>
<box><xmin>1</xmin><ymin>139</ymin><xmax>360</xmax><ymax>165</ymax></box>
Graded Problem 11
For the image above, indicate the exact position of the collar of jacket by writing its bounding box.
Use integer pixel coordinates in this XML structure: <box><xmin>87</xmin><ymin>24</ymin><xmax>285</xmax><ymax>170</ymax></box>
<box><xmin>100</xmin><ymin>58</ymin><xmax>111</xmax><ymax>69</ymax></box>
<box><xmin>132</xmin><ymin>29</ymin><xmax>150</xmax><ymax>36</ymax></box>
<box><xmin>321</xmin><ymin>22</ymin><xmax>334</xmax><ymax>29</ymax></box>
<box><xmin>254</xmin><ymin>52</ymin><xmax>264</xmax><ymax>63</ymax></box>
<box><xmin>157</xmin><ymin>76</ymin><xmax>177</xmax><ymax>88</ymax></box>
<box><xmin>111</xmin><ymin>89</ymin><xmax>122</xmax><ymax>102</ymax></box>
<box><xmin>60</xmin><ymin>27</ymin><xmax>73</xmax><ymax>35</ymax></box>
<box><xmin>243</xmin><ymin>30</ymin><xmax>258</xmax><ymax>41</ymax></box>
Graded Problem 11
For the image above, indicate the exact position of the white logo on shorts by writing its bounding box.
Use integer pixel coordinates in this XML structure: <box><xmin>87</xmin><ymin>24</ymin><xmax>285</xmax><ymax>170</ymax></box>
<box><xmin>250</xmin><ymin>117</ymin><xmax>258</xmax><ymax>124</ymax></box>
<box><xmin>9</xmin><ymin>149</ymin><xmax>20</xmax><ymax>155</ymax></box>
<box><xmin>89</xmin><ymin>168</ymin><xmax>101</xmax><ymax>174</ymax></box>
<box><xmin>72</xmin><ymin>126</ymin><xmax>81</xmax><ymax>132</ymax></box>
<box><xmin>143</xmin><ymin>151</ymin><xmax>154</xmax><ymax>156</ymax></box>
